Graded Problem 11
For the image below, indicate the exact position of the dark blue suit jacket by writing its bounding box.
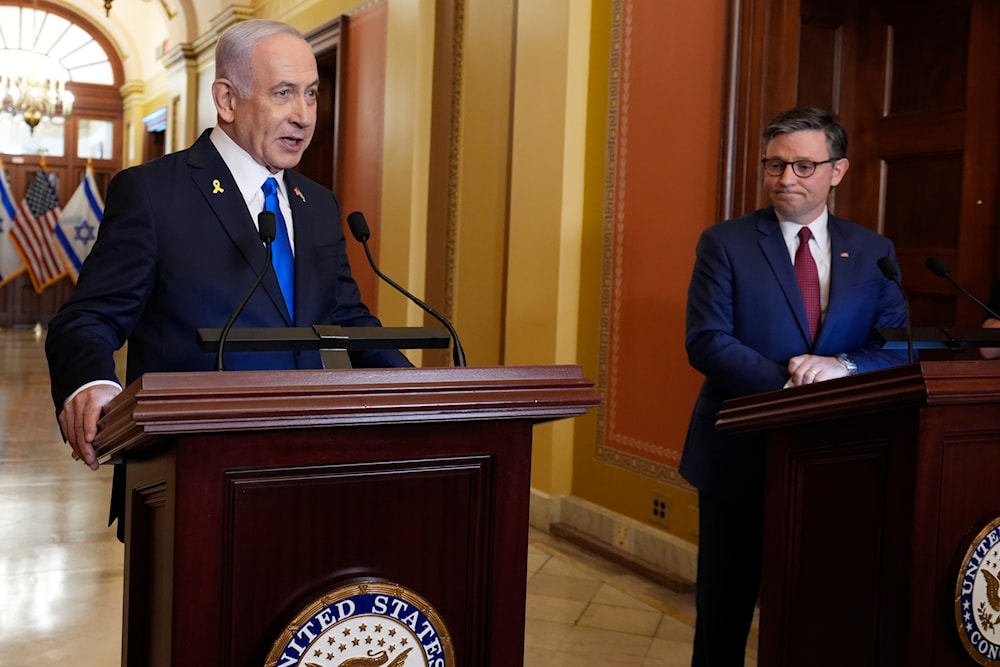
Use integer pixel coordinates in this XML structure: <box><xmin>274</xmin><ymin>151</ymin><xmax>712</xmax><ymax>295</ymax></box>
<box><xmin>680</xmin><ymin>207</ymin><xmax>909</xmax><ymax>494</ymax></box>
<box><xmin>47</xmin><ymin>129</ymin><xmax>410</xmax><ymax>409</ymax></box>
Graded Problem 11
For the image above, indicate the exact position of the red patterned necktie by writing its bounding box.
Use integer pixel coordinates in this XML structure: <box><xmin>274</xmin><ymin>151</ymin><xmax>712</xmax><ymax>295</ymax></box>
<box><xmin>794</xmin><ymin>226</ymin><xmax>820</xmax><ymax>341</ymax></box>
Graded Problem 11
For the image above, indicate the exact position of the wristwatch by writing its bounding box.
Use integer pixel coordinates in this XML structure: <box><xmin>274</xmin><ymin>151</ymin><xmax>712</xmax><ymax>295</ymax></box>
<box><xmin>837</xmin><ymin>353</ymin><xmax>858</xmax><ymax>376</ymax></box>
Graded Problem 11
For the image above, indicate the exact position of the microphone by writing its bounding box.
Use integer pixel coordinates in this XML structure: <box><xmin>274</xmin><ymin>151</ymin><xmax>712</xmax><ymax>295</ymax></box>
<box><xmin>346</xmin><ymin>211</ymin><xmax>467</xmax><ymax>367</ymax></box>
<box><xmin>215</xmin><ymin>211</ymin><xmax>278</xmax><ymax>371</ymax></box>
<box><xmin>924</xmin><ymin>256</ymin><xmax>1000</xmax><ymax>321</ymax></box>
<box><xmin>877</xmin><ymin>256</ymin><xmax>914</xmax><ymax>363</ymax></box>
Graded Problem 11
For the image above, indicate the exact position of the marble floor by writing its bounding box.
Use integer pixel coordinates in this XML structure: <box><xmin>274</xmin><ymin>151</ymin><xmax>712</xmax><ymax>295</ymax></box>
<box><xmin>0</xmin><ymin>327</ymin><xmax>757</xmax><ymax>666</ymax></box>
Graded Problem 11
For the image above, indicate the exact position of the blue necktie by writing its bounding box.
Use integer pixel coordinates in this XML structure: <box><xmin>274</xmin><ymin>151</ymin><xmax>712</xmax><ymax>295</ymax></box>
<box><xmin>262</xmin><ymin>177</ymin><xmax>294</xmax><ymax>321</ymax></box>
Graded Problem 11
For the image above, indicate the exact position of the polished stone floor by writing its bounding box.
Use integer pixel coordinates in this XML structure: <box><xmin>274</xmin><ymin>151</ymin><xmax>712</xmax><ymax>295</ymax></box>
<box><xmin>0</xmin><ymin>327</ymin><xmax>757</xmax><ymax>665</ymax></box>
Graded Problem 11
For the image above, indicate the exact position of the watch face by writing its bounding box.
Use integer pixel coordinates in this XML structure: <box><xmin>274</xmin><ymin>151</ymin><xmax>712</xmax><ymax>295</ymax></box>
<box><xmin>838</xmin><ymin>355</ymin><xmax>857</xmax><ymax>374</ymax></box>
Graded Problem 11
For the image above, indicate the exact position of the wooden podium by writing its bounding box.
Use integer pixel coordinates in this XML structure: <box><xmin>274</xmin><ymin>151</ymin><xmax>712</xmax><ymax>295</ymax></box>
<box><xmin>717</xmin><ymin>361</ymin><xmax>1000</xmax><ymax>666</ymax></box>
<box><xmin>94</xmin><ymin>365</ymin><xmax>599</xmax><ymax>666</ymax></box>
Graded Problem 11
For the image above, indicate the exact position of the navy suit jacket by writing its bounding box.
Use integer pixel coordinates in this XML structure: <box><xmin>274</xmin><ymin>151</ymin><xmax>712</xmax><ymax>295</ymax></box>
<box><xmin>47</xmin><ymin>129</ymin><xmax>410</xmax><ymax>409</ymax></box>
<box><xmin>679</xmin><ymin>207</ymin><xmax>909</xmax><ymax>495</ymax></box>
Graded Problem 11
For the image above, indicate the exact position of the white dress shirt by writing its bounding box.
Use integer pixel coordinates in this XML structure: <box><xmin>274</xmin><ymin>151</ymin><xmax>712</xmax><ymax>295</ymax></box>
<box><xmin>210</xmin><ymin>126</ymin><xmax>296</xmax><ymax>253</ymax></box>
<box><xmin>780</xmin><ymin>209</ymin><xmax>831</xmax><ymax>322</ymax></box>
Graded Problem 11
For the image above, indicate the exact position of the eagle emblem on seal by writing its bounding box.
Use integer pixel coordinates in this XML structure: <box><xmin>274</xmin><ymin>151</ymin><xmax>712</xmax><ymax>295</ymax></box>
<box><xmin>979</xmin><ymin>570</ymin><xmax>1000</xmax><ymax>634</ymax></box>
<box><xmin>306</xmin><ymin>647</ymin><xmax>414</xmax><ymax>667</ymax></box>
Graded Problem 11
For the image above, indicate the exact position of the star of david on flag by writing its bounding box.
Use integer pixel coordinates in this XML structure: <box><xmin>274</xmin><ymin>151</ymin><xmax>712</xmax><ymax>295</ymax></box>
<box><xmin>54</xmin><ymin>166</ymin><xmax>104</xmax><ymax>282</ymax></box>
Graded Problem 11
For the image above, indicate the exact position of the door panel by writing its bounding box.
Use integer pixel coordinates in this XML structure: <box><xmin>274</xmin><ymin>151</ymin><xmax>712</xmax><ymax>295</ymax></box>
<box><xmin>851</xmin><ymin>0</ymin><xmax>990</xmax><ymax>327</ymax></box>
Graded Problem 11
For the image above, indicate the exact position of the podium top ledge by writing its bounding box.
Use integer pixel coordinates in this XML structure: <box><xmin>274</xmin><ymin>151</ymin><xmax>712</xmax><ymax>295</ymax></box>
<box><xmin>716</xmin><ymin>359</ymin><xmax>1000</xmax><ymax>434</ymax></box>
<box><xmin>94</xmin><ymin>365</ymin><xmax>601</xmax><ymax>462</ymax></box>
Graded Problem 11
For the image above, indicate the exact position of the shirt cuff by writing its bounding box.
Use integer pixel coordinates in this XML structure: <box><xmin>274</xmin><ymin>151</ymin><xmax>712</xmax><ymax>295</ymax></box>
<box><xmin>63</xmin><ymin>380</ymin><xmax>123</xmax><ymax>407</ymax></box>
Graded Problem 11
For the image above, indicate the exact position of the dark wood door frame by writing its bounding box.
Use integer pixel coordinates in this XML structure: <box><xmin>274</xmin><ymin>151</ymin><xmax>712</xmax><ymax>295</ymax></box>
<box><xmin>719</xmin><ymin>0</ymin><xmax>801</xmax><ymax>222</ymax></box>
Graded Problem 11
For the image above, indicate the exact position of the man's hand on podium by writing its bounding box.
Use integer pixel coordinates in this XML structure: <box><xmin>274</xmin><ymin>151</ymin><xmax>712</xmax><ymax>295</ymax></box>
<box><xmin>58</xmin><ymin>384</ymin><xmax>122</xmax><ymax>470</ymax></box>
<box><xmin>982</xmin><ymin>318</ymin><xmax>1000</xmax><ymax>360</ymax></box>
<box><xmin>786</xmin><ymin>353</ymin><xmax>851</xmax><ymax>387</ymax></box>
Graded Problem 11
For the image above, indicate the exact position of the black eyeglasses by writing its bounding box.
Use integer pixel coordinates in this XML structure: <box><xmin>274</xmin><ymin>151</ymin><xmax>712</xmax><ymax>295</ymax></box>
<box><xmin>760</xmin><ymin>158</ymin><xmax>841</xmax><ymax>178</ymax></box>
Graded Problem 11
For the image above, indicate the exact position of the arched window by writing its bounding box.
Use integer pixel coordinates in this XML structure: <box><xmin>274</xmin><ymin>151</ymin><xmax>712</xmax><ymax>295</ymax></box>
<box><xmin>0</xmin><ymin>5</ymin><xmax>117</xmax><ymax>157</ymax></box>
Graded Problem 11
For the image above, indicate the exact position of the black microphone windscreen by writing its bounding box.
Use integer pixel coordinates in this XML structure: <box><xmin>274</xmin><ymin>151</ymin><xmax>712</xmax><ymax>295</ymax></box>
<box><xmin>877</xmin><ymin>256</ymin><xmax>899</xmax><ymax>281</ymax></box>
<box><xmin>877</xmin><ymin>256</ymin><xmax>913</xmax><ymax>363</ymax></box>
<box><xmin>345</xmin><ymin>210</ymin><xmax>467</xmax><ymax>366</ymax></box>
<box><xmin>924</xmin><ymin>255</ymin><xmax>1000</xmax><ymax>321</ymax></box>
<box><xmin>347</xmin><ymin>211</ymin><xmax>371</xmax><ymax>243</ymax></box>
<box><xmin>258</xmin><ymin>210</ymin><xmax>277</xmax><ymax>243</ymax></box>
<box><xmin>925</xmin><ymin>256</ymin><xmax>950</xmax><ymax>278</ymax></box>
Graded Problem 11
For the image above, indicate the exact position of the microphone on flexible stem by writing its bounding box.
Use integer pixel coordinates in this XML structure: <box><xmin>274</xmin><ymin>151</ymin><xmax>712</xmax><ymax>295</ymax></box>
<box><xmin>215</xmin><ymin>211</ymin><xmax>278</xmax><ymax>371</ymax></box>
<box><xmin>877</xmin><ymin>256</ymin><xmax>914</xmax><ymax>364</ymax></box>
<box><xmin>346</xmin><ymin>211</ymin><xmax>467</xmax><ymax>367</ymax></box>
<box><xmin>924</xmin><ymin>256</ymin><xmax>1000</xmax><ymax>321</ymax></box>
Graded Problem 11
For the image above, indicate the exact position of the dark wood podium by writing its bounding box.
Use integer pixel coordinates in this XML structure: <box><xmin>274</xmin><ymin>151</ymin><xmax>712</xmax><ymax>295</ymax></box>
<box><xmin>717</xmin><ymin>361</ymin><xmax>1000</xmax><ymax>667</ymax></box>
<box><xmin>94</xmin><ymin>365</ymin><xmax>599</xmax><ymax>666</ymax></box>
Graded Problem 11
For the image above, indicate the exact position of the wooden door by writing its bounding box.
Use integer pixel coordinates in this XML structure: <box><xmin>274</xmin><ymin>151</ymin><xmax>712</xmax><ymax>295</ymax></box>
<box><xmin>846</xmin><ymin>0</ymin><xmax>998</xmax><ymax>326</ymax></box>
<box><xmin>723</xmin><ymin>0</ymin><xmax>1000</xmax><ymax>328</ymax></box>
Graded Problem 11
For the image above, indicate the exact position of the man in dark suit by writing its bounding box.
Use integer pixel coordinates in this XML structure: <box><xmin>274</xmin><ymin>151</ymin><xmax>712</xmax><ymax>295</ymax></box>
<box><xmin>45</xmin><ymin>19</ymin><xmax>410</xmax><ymax>539</ymax></box>
<box><xmin>681</xmin><ymin>107</ymin><xmax>910</xmax><ymax>665</ymax></box>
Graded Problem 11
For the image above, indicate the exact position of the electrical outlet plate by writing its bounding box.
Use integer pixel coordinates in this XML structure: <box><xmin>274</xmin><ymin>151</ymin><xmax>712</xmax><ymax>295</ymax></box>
<box><xmin>613</xmin><ymin>522</ymin><xmax>630</xmax><ymax>549</ymax></box>
<box><xmin>650</xmin><ymin>492</ymin><xmax>670</xmax><ymax>527</ymax></box>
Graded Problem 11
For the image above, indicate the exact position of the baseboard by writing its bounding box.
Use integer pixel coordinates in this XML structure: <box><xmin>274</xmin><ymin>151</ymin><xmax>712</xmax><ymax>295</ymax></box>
<box><xmin>529</xmin><ymin>490</ymin><xmax>697</xmax><ymax>593</ymax></box>
<box><xmin>549</xmin><ymin>521</ymin><xmax>695</xmax><ymax>594</ymax></box>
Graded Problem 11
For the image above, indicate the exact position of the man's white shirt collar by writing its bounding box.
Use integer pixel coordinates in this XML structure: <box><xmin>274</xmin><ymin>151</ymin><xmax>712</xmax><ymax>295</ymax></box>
<box><xmin>209</xmin><ymin>126</ymin><xmax>295</xmax><ymax>249</ymax></box>
<box><xmin>779</xmin><ymin>209</ymin><xmax>829</xmax><ymax>251</ymax></box>
<box><xmin>210</xmin><ymin>126</ymin><xmax>287</xmax><ymax>208</ymax></box>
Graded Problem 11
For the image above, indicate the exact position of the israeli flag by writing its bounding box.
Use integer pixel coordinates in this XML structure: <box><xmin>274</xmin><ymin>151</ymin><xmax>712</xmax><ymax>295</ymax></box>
<box><xmin>54</xmin><ymin>167</ymin><xmax>104</xmax><ymax>282</ymax></box>
<box><xmin>0</xmin><ymin>162</ymin><xmax>26</xmax><ymax>287</ymax></box>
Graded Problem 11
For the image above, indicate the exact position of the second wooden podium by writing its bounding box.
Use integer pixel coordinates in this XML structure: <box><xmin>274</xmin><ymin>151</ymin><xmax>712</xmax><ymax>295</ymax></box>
<box><xmin>94</xmin><ymin>365</ymin><xmax>599</xmax><ymax>666</ymax></box>
<box><xmin>718</xmin><ymin>361</ymin><xmax>1000</xmax><ymax>667</ymax></box>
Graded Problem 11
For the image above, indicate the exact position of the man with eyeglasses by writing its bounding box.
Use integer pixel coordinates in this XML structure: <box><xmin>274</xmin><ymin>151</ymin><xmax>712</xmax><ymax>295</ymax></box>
<box><xmin>680</xmin><ymin>106</ymin><xmax>909</xmax><ymax>666</ymax></box>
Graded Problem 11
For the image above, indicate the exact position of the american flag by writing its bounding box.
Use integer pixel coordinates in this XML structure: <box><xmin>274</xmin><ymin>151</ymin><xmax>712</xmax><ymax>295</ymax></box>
<box><xmin>10</xmin><ymin>169</ymin><xmax>66</xmax><ymax>292</ymax></box>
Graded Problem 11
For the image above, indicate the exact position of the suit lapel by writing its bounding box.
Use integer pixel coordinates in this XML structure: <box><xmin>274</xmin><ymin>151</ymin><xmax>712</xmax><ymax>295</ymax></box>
<box><xmin>756</xmin><ymin>211</ymin><xmax>813</xmax><ymax>344</ymax></box>
<box><xmin>821</xmin><ymin>216</ymin><xmax>853</xmax><ymax>336</ymax></box>
<box><xmin>187</xmin><ymin>132</ymin><xmax>291</xmax><ymax>323</ymax></box>
<box><xmin>284</xmin><ymin>172</ymin><xmax>317</xmax><ymax>326</ymax></box>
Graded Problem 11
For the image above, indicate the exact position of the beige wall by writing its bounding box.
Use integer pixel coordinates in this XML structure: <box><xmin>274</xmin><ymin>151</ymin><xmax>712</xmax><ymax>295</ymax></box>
<box><xmin>506</xmin><ymin>0</ymin><xmax>591</xmax><ymax>494</ymax></box>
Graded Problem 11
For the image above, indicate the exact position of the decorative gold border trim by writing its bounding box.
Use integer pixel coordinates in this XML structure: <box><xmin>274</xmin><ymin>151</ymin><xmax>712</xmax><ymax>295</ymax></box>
<box><xmin>594</xmin><ymin>0</ymin><xmax>691</xmax><ymax>491</ymax></box>
<box><xmin>443</xmin><ymin>0</ymin><xmax>465</xmax><ymax>344</ymax></box>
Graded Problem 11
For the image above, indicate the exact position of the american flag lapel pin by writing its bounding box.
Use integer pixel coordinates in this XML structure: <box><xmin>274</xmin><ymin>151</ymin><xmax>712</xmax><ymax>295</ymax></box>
<box><xmin>293</xmin><ymin>187</ymin><xmax>306</xmax><ymax>203</ymax></box>
<box><xmin>840</xmin><ymin>251</ymin><xmax>850</xmax><ymax>258</ymax></box>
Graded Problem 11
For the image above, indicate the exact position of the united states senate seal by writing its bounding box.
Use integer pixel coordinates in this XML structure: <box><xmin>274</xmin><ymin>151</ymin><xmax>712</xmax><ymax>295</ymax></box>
<box><xmin>956</xmin><ymin>516</ymin><xmax>1000</xmax><ymax>665</ymax></box>
<box><xmin>265</xmin><ymin>581</ymin><xmax>454</xmax><ymax>667</ymax></box>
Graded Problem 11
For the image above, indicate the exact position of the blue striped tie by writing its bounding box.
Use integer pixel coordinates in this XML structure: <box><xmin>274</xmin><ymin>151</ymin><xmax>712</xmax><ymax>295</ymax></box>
<box><xmin>262</xmin><ymin>177</ymin><xmax>294</xmax><ymax>321</ymax></box>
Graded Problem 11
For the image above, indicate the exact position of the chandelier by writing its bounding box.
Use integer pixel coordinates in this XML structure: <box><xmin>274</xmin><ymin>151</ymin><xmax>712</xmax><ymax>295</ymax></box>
<box><xmin>0</xmin><ymin>75</ymin><xmax>74</xmax><ymax>134</ymax></box>
<box><xmin>0</xmin><ymin>4</ymin><xmax>76</xmax><ymax>135</ymax></box>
